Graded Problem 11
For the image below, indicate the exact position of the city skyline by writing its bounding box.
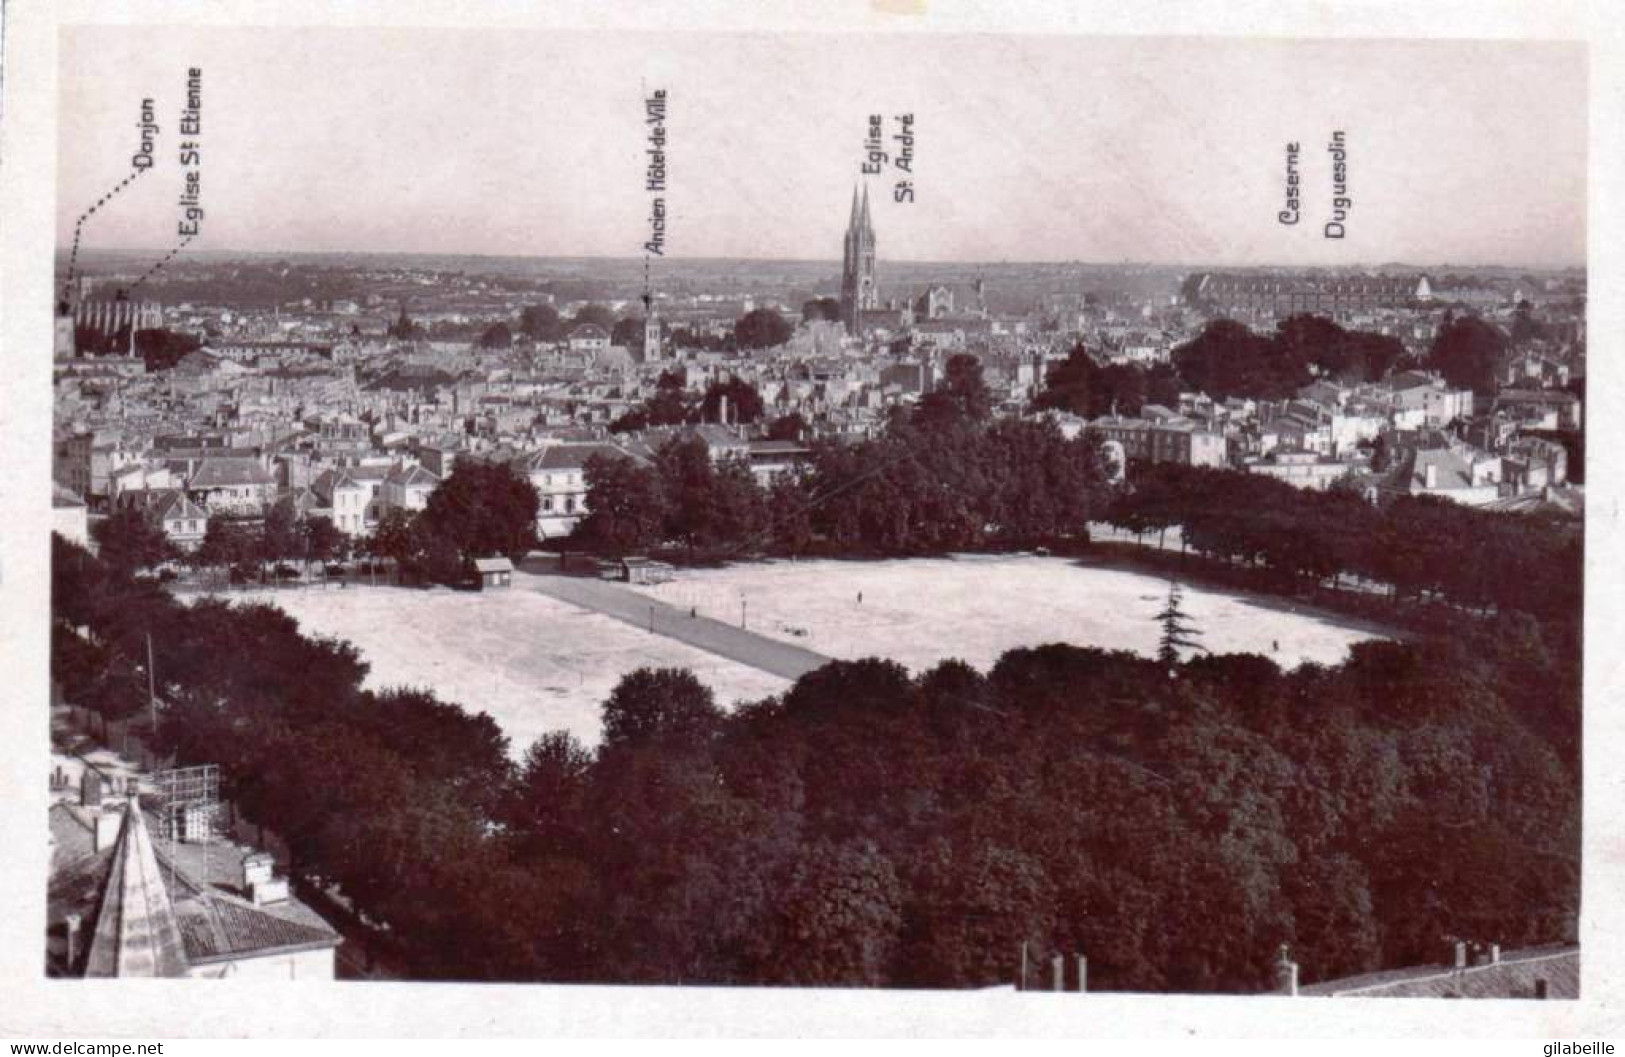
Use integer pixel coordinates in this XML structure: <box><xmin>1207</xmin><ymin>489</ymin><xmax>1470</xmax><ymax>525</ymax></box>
<box><xmin>58</xmin><ymin>28</ymin><xmax>1587</xmax><ymax>268</ymax></box>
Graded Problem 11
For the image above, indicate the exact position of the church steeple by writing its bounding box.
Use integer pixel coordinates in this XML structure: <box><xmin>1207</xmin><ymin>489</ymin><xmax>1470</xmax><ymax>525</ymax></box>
<box><xmin>840</xmin><ymin>183</ymin><xmax>878</xmax><ymax>335</ymax></box>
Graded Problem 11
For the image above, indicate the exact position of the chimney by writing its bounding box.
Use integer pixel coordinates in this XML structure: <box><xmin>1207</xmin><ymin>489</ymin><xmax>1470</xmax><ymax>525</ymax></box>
<box><xmin>1275</xmin><ymin>945</ymin><xmax>1299</xmax><ymax>996</ymax></box>
<box><xmin>79</xmin><ymin>769</ymin><xmax>102</xmax><ymax>808</ymax></box>
<box><xmin>242</xmin><ymin>851</ymin><xmax>275</xmax><ymax>891</ymax></box>
<box><xmin>64</xmin><ymin>913</ymin><xmax>82</xmax><ymax>970</ymax></box>
<box><xmin>93</xmin><ymin>807</ymin><xmax>123</xmax><ymax>853</ymax></box>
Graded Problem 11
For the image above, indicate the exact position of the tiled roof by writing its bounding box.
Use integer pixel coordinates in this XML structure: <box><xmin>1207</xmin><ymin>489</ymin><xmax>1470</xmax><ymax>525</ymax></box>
<box><xmin>522</xmin><ymin>443</ymin><xmax>630</xmax><ymax>471</ymax></box>
<box><xmin>1410</xmin><ymin>448</ymin><xmax>1477</xmax><ymax>491</ymax></box>
<box><xmin>156</xmin><ymin>493</ymin><xmax>209</xmax><ymax>522</ymax></box>
<box><xmin>384</xmin><ymin>465</ymin><xmax>440</xmax><ymax>488</ymax></box>
<box><xmin>175</xmin><ymin>895</ymin><xmax>340</xmax><ymax>964</ymax></box>
<box><xmin>190</xmin><ymin>458</ymin><xmax>273</xmax><ymax>489</ymax></box>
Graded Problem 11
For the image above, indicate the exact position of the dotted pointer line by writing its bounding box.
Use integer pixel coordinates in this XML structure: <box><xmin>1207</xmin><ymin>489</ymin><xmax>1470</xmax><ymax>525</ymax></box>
<box><xmin>63</xmin><ymin>167</ymin><xmax>152</xmax><ymax>297</ymax></box>
<box><xmin>130</xmin><ymin>234</ymin><xmax>196</xmax><ymax>292</ymax></box>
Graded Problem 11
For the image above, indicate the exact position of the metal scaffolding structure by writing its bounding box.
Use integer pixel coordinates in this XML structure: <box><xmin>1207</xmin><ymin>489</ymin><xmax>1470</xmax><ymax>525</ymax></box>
<box><xmin>152</xmin><ymin>764</ymin><xmax>220</xmax><ymax>891</ymax></box>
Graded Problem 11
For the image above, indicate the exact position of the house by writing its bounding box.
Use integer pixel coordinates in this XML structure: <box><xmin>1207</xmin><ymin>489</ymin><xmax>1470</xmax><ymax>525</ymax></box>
<box><xmin>1501</xmin><ymin>436</ymin><xmax>1569</xmax><ymax>492</ymax></box>
<box><xmin>515</xmin><ymin>442</ymin><xmax>639</xmax><ymax>539</ymax></box>
<box><xmin>1090</xmin><ymin>415</ymin><xmax>1228</xmax><ymax>468</ymax></box>
<box><xmin>1386</xmin><ymin>372</ymin><xmax>1474</xmax><ymax>427</ymax></box>
<box><xmin>1385</xmin><ymin>446</ymin><xmax>1501</xmax><ymax>506</ymax></box>
<box><xmin>473</xmin><ymin>556</ymin><xmax>513</xmax><ymax>589</ymax></box>
<box><xmin>1494</xmin><ymin>389</ymin><xmax>1582</xmax><ymax>432</ymax></box>
<box><xmin>380</xmin><ymin>464</ymin><xmax>440</xmax><ymax>515</ymax></box>
<box><xmin>1246</xmin><ymin>449</ymin><xmax>1353</xmax><ymax>491</ymax></box>
<box><xmin>188</xmin><ymin>457</ymin><xmax>277</xmax><ymax>517</ymax></box>
<box><xmin>567</xmin><ymin>323</ymin><xmax>611</xmax><ymax>354</ymax></box>
<box><xmin>746</xmin><ymin>438</ymin><xmax>813</xmax><ymax>486</ymax></box>
<box><xmin>153</xmin><ymin>491</ymin><xmax>210</xmax><ymax>551</ymax></box>
<box><xmin>312</xmin><ymin>468</ymin><xmax>386</xmax><ymax>537</ymax></box>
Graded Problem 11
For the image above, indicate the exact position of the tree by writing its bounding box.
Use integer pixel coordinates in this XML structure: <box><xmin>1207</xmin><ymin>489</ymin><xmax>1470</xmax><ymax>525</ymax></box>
<box><xmin>610</xmin><ymin>370</ymin><xmax>695</xmax><ymax>433</ymax></box>
<box><xmin>92</xmin><ymin>505</ymin><xmax>172</xmax><ymax>574</ymax></box>
<box><xmin>610</xmin><ymin>315</ymin><xmax>647</xmax><ymax>348</ymax></box>
<box><xmin>1510</xmin><ymin>300</ymin><xmax>1546</xmax><ymax>345</ymax></box>
<box><xmin>519</xmin><ymin>304</ymin><xmax>562</xmax><ymax>341</ymax></box>
<box><xmin>767</xmin><ymin>413</ymin><xmax>808</xmax><ymax>442</ymax></box>
<box><xmin>1173</xmin><ymin>319</ymin><xmax>1304</xmax><ymax>400</ymax></box>
<box><xmin>568</xmin><ymin>304</ymin><xmax>616</xmax><ymax>331</ymax></box>
<box><xmin>578</xmin><ymin>453</ymin><xmax>666</xmax><ymax>553</ymax></box>
<box><xmin>197</xmin><ymin>517</ymin><xmax>256</xmax><ymax>576</ymax></box>
<box><xmin>600</xmin><ymin>667</ymin><xmax>722</xmax><ymax>749</ymax></box>
<box><xmin>416</xmin><ymin>459</ymin><xmax>538</xmax><ymax>568</ymax></box>
<box><xmin>1155</xmin><ymin>581</ymin><xmax>1205</xmax><ymax>666</ymax></box>
<box><xmin>131</xmin><ymin>328</ymin><xmax>203</xmax><ymax>371</ymax></box>
<box><xmin>1429</xmin><ymin>316</ymin><xmax>1506</xmax><ymax>396</ymax></box>
<box><xmin>657</xmin><ymin>437</ymin><xmax>725</xmax><ymax>557</ymax></box>
<box><xmin>303</xmin><ymin>516</ymin><xmax>345</xmax><ymax>567</ymax></box>
<box><xmin>1035</xmin><ymin>343</ymin><xmax>1097</xmax><ymax>416</ymax></box>
<box><xmin>734</xmin><ymin>308</ymin><xmax>793</xmax><ymax>350</ymax></box>
<box><xmin>770</xmin><ymin>840</ymin><xmax>905</xmax><ymax>986</ymax></box>
<box><xmin>478</xmin><ymin>322</ymin><xmax>514</xmax><ymax>349</ymax></box>
<box><xmin>371</xmin><ymin>508</ymin><xmax>417</xmax><ymax>566</ymax></box>
<box><xmin>914</xmin><ymin>353</ymin><xmax>992</xmax><ymax>429</ymax></box>
<box><xmin>258</xmin><ymin>503</ymin><xmax>304</xmax><ymax>565</ymax></box>
<box><xmin>700</xmin><ymin>377</ymin><xmax>764</xmax><ymax>425</ymax></box>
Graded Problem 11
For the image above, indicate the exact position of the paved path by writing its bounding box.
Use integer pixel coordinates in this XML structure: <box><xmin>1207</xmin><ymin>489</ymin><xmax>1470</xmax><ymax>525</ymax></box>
<box><xmin>519</xmin><ymin>571</ymin><xmax>832</xmax><ymax>682</ymax></box>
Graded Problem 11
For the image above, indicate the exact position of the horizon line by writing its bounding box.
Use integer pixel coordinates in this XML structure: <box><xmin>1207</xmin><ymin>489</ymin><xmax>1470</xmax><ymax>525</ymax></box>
<box><xmin>52</xmin><ymin>247</ymin><xmax>1589</xmax><ymax>273</ymax></box>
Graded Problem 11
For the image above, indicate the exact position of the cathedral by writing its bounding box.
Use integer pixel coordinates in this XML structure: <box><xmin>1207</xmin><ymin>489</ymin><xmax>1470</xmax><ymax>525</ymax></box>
<box><xmin>840</xmin><ymin>183</ymin><xmax>878</xmax><ymax>333</ymax></box>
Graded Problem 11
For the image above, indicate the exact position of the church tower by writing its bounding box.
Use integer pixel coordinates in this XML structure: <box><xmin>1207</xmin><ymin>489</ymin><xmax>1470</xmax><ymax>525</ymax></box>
<box><xmin>642</xmin><ymin>292</ymin><xmax>662</xmax><ymax>363</ymax></box>
<box><xmin>840</xmin><ymin>184</ymin><xmax>878</xmax><ymax>334</ymax></box>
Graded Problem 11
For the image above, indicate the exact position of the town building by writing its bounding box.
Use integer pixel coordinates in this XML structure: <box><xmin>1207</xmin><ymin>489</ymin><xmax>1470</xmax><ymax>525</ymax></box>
<box><xmin>1090</xmin><ymin>414</ymin><xmax>1228</xmax><ymax>468</ymax></box>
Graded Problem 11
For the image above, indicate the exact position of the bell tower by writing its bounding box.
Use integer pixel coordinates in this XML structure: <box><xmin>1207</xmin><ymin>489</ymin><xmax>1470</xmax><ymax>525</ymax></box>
<box><xmin>840</xmin><ymin>184</ymin><xmax>878</xmax><ymax>334</ymax></box>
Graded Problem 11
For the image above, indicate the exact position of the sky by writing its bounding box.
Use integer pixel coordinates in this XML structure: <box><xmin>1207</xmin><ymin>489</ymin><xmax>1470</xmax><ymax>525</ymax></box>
<box><xmin>57</xmin><ymin>27</ymin><xmax>1587</xmax><ymax>267</ymax></box>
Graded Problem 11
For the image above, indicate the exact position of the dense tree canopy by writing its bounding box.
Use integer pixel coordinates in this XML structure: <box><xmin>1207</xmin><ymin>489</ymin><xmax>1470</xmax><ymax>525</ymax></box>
<box><xmin>91</xmin><ymin>505</ymin><xmax>174</xmax><ymax>574</ymax></box>
<box><xmin>131</xmin><ymin>328</ymin><xmax>205</xmax><ymax>371</ymax></box>
<box><xmin>1036</xmin><ymin>344</ymin><xmax>1183</xmax><ymax>419</ymax></box>
<box><xmin>519</xmin><ymin>304</ymin><xmax>563</xmax><ymax>342</ymax></box>
<box><xmin>416</xmin><ymin>459</ymin><xmax>539</xmax><ymax>566</ymax></box>
<box><xmin>1429</xmin><ymin>315</ymin><xmax>1508</xmax><ymax>396</ymax></box>
<box><xmin>734</xmin><ymin>308</ymin><xmax>794</xmax><ymax>351</ymax></box>
<box><xmin>700</xmin><ymin>377</ymin><xmax>765</xmax><ymax>425</ymax></box>
<box><xmin>478</xmin><ymin>322</ymin><xmax>514</xmax><ymax>349</ymax></box>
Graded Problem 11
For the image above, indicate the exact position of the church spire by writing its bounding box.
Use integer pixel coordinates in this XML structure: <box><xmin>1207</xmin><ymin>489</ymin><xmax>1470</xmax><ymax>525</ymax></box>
<box><xmin>860</xmin><ymin>182</ymin><xmax>873</xmax><ymax>235</ymax></box>
<box><xmin>84</xmin><ymin>804</ymin><xmax>189</xmax><ymax>977</ymax></box>
<box><xmin>849</xmin><ymin>184</ymin><xmax>861</xmax><ymax>230</ymax></box>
